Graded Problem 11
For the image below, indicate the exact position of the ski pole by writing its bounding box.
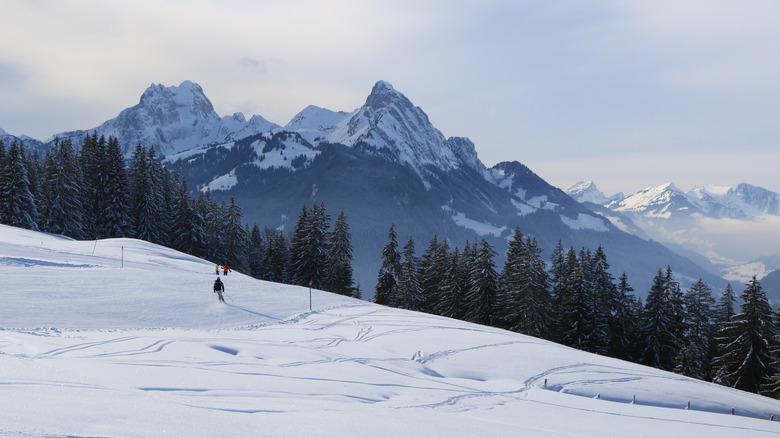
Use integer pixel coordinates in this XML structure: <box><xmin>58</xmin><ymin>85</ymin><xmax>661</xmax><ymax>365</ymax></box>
<box><xmin>223</xmin><ymin>291</ymin><xmax>233</xmax><ymax>302</ymax></box>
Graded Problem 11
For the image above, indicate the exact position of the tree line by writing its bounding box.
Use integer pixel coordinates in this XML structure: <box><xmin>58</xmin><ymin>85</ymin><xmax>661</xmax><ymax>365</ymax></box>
<box><xmin>0</xmin><ymin>136</ymin><xmax>357</xmax><ymax>297</ymax></box>
<box><xmin>373</xmin><ymin>225</ymin><xmax>780</xmax><ymax>399</ymax></box>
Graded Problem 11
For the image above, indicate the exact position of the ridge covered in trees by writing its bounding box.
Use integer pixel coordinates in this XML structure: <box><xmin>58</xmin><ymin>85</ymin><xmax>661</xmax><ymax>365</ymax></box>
<box><xmin>0</xmin><ymin>136</ymin><xmax>358</xmax><ymax>298</ymax></box>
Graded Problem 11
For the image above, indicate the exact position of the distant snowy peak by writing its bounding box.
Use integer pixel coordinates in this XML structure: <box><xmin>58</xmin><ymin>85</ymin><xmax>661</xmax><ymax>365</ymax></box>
<box><xmin>564</xmin><ymin>181</ymin><xmax>622</xmax><ymax>204</ymax></box>
<box><xmin>50</xmin><ymin>81</ymin><xmax>280</xmax><ymax>157</ymax></box>
<box><xmin>324</xmin><ymin>81</ymin><xmax>482</xmax><ymax>178</ymax></box>
<box><xmin>603</xmin><ymin>181</ymin><xmax>780</xmax><ymax>220</ymax></box>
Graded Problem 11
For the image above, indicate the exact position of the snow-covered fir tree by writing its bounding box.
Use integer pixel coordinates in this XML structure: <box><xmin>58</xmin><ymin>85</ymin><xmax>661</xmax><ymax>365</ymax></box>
<box><xmin>639</xmin><ymin>267</ymin><xmax>684</xmax><ymax>371</ymax></box>
<box><xmin>42</xmin><ymin>138</ymin><xmax>85</xmax><ymax>239</ymax></box>
<box><xmin>374</xmin><ymin>224</ymin><xmax>401</xmax><ymax>306</ymax></box>
<box><xmin>396</xmin><ymin>236</ymin><xmax>421</xmax><ymax>310</ymax></box>
<box><xmin>324</xmin><ymin>211</ymin><xmax>354</xmax><ymax>296</ymax></box>
<box><xmin>463</xmin><ymin>239</ymin><xmax>498</xmax><ymax>326</ymax></box>
<box><xmin>497</xmin><ymin>228</ymin><xmax>553</xmax><ymax>339</ymax></box>
<box><xmin>712</xmin><ymin>276</ymin><xmax>778</xmax><ymax>394</ymax></box>
<box><xmin>0</xmin><ymin>141</ymin><xmax>38</xmax><ymax>230</ymax></box>
<box><xmin>674</xmin><ymin>279</ymin><xmax>716</xmax><ymax>380</ymax></box>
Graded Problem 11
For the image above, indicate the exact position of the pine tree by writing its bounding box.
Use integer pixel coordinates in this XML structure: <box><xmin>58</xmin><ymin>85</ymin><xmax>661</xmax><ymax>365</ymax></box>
<box><xmin>130</xmin><ymin>144</ymin><xmax>157</xmax><ymax>243</ymax></box>
<box><xmin>396</xmin><ymin>236</ymin><xmax>421</xmax><ymax>309</ymax></box>
<box><xmin>169</xmin><ymin>174</ymin><xmax>204</xmax><ymax>255</ymax></box>
<box><xmin>224</xmin><ymin>197</ymin><xmax>250</xmax><ymax>273</ymax></box>
<box><xmin>289</xmin><ymin>203</ymin><xmax>329</xmax><ymax>288</ymax></box>
<box><xmin>247</xmin><ymin>225</ymin><xmax>265</xmax><ymax>279</ymax></box>
<box><xmin>712</xmin><ymin>276</ymin><xmax>778</xmax><ymax>394</ymax></box>
<box><xmin>463</xmin><ymin>239</ymin><xmax>498</xmax><ymax>326</ymax></box>
<box><xmin>611</xmin><ymin>272</ymin><xmax>638</xmax><ymax>361</ymax></box>
<box><xmin>419</xmin><ymin>236</ymin><xmax>449</xmax><ymax>313</ymax></box>
<box><xmin>100</xmin><ymin>136</ymin><xmax>132</xmax><ymax>238</ymax></box>
<box><xmin>714</xmin><ymin>283</ymin><xmax>737</xmax><ymax>330</ymax></box>
<box><xmin>674</xmin><ymin>279</ymin><xmax>716</xmax><ymax>380</ymax></box>
<box><xmin>639</xmin><ymin>267</ymin><xmax>683</xmax><ymax>371</ymax></box>
<box><xmin>42</xmin><ymin>138</ymin><xmax>85</xmax><ymax>239</ymax></box>
<box><xmin>324</xmin><ymin>211</ymin><xmax>354</xmax><ymax>295</ymax></box>
<box><xmin>435</xmin><ymin>247</ymin><xmax>465</xmax><ymax>319</ymax></box>
<box><xmin>761</xmin><ymin>308</ymin><xmax>780</xmax><ymax>398</ymax></box>
<box><xmin>79</xmin><ymin>132</ymin><xmax>104</xmax><ymax>238</ymax></box>
<box><xmin>262</xmin><ymin>229</ymin><xmax>289</xmax><ymax>283</ymax></box>
<box><xmin>1</xmin><ymin>141</ymin><xmax>39</xmax><ymax>230</ymax></box>
<box><xmin>498</xmin><ymin>228</ymin><xmax>553</xmax><ymax>339</ymax></box>
<box><xmin>374</xmin><ymin>224</ymin><xmax>401</xmax><ymax>306</ymax></box>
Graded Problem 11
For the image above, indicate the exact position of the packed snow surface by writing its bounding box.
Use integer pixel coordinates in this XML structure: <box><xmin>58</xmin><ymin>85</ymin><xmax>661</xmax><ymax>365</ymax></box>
<box><xmin>1</xmin><ymin>224</ymin><xmax>780</xmax><ymax>437</ymax></box>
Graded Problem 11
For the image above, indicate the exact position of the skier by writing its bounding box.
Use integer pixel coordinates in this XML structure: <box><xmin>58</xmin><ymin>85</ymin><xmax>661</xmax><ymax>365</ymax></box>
<box><xmin>213</xmin><ymin>277</ymin><xmax>225</xmax><ymax>303</ymax></box>
<box><xmin>223</xmin><ymin>264</ymin><xmax>231</xmax><ymax>276</ymax></box>
<box><xmin>215</xmin><ymin>264</ymin><xmax>220</xmax><ymax>275</ymax></box>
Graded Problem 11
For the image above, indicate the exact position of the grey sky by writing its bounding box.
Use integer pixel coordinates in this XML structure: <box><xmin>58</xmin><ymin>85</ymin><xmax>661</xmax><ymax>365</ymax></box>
<box><xmin>2</xmin><ymin>0</ymin><xmax>779</xmax><ymax>196</ymax></box>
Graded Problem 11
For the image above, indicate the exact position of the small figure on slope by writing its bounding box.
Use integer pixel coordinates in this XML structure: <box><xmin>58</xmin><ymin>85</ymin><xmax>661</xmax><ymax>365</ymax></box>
<box><xmin>223</xmin><ymin>264</ymin><xmax>231</xmax><ymax>276</ymax></box>
<box><xmin>215</xmin><ymin>264</ymin><xmax>220</xmax><ymax>276</ymax></box>
<box><xmin>213</xmin><ymin>277</ymin><xmax>225</xmax><ymax>303</ymax></box>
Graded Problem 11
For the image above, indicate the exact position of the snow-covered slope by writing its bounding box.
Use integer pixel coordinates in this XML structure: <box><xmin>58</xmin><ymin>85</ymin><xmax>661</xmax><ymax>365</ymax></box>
<box><xmin>565</xmin><ymin>181</ymin><xmax>622</xmax><ymax>205</ymax></box>
<box><xmin>2</xmin><ymin>224</ymin><xmax>779</xmax><ymax>437</ymax></box>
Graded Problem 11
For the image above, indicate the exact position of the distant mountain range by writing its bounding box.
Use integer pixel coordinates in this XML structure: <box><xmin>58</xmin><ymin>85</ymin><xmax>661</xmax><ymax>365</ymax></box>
<box><xmin>1</xmin><ymin>81</ymin><xmax>731</xmax><ymax>298</ymax></box>
<box><xmin>565</xmin><ymin>181</ymin><xmax>780</xmax><ymax>298</ymax></box>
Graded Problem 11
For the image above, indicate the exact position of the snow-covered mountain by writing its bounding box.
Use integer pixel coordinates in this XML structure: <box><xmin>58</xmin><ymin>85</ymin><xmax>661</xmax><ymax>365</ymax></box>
<box><xmin>49</xmin><ymin>80</ymin><xmax>279</xmax><ymax>156</ymax></box>
<box><xmin>2</xmin><ymin>224</ymin><xmax>779</xmax><ymax>437</ymax></box>
<box><xmin>165</xmin><ymin>81</ymin><xmax>724</xmax><ymax>294</ymax></box>
<box><xmin>0</xmin><ymin>125</ymin><xmax>44</xmax><ymax>152</ymax></box>
<box><xmin>567</xmin><ymin>182</ymin><xmax>780</xmax><ymax>284</ymax></box>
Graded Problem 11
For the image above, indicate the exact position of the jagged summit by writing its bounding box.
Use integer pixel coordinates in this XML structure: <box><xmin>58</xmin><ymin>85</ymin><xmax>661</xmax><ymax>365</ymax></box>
<box><xmin>49</xmin><ymin>80</ymin><xmax>279</xmax><ymax>156</ymax></box>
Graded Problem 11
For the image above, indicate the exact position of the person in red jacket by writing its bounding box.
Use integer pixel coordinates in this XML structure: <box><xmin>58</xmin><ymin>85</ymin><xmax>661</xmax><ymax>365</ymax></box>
<box><xmin>223</xmin><ymin>264</ymin><xmax>231</xmax><ymax>276</ymax></box>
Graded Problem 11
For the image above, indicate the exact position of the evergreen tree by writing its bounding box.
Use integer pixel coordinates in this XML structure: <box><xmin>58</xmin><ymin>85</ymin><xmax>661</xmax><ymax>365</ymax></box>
<box><xmin>761</xmin><ymin>308</ymin><xmax>780</xmax><ymax>398</ymax></box>
<box><xmin>674</xmin><ymin>279</ymin><xmax>716</xmax><ymax>380</ymax></box>
<box><xmin>247</xmin><ymin>224</ymin><xmax>265</xmax><ymax>279</ymax></box>
<box><xmin>396</xmin><ymin>236</ymin><xmax>421</xmax><ymax>309</ymax></box>
<box><xmin>587</xmin><ymin>246</ymin><xmax>614</xmax><ymax>355</ymax></box>
<box><xmin>224</xmin><ymin>197</ymin><xmax>250</xmax><ymax>272</ymax></box>
<box><xmin>435</xmin><ymin>247</ymin><xmax>465</xmax><ymax>319</ymax></box>
<box><xmin>0</xmin><ymin>141</ymin><xmax>39</xmax><ymax>230</ymax></box>
<box><xmin>324</xmin><ymin>211</ymin><xmax>354</xmax><ymax>295</ymax></box>
<box><xmin>42</xmin><ymin>138</ymin><xmax>85</xmax><ymax>238</ymax></box>
<box><xmin>374</xmin><ymin>224</ymin><xmax>401</xmax><ymax>306</ymax></box>
<box><xmin>463</xmin><ymin>239</ymin><xmax>498</xmax><ymax>326</ymax></box>
<box><xmin>289</xmin><ymin>203</ymin><xmax>329</xmax><ymax>288</ymax></box>
<box><xmin>639</xmin><ymin>267</ymin><xmax>683</xmax><ymax>371</ymax></box>
<box><xmin>712</xmin><ymin>276</ymin><xmax>778</xmax><ymax>394</ymax></box>
<box><xmin>130</xmin><ymin>144</ymin><xmax>157</xmax><ymax>243</ymax></box>
<box><xmin>714</xmin><ymin>283</ymin><xmax>737</xmax><ymax>330</ymax></box>
<box><xmin>79</xmin><ymin>132</ymin><xmax>104</xmax><ymax>237</ymax></box>
<box><xmin>169</xmin><ymin>174</ymin><xmax>204</xmax><ymax>255</ymax></box>
<box><xmin>611</xmin><ymin>272</ymin><xmax>638</xmax><ymax>361</ymax></box>
<box><xmin>498</xmin><ymin>228</ymin><xmax>553</xmax><ymax>339</ymax></box>
<box><xmin>419</xmin><ymin>236</ymin><xmax>449</xmax><ymax>313</ymax></box>
<box><xmin>100</xmin><ymin>136</ymin><xmax>132</xmax><ymax>238</ymax></box>
<box><xmin>262</xmin><ymin>229</ymin><xmax>289</xmax><ymax>283</ymax></box>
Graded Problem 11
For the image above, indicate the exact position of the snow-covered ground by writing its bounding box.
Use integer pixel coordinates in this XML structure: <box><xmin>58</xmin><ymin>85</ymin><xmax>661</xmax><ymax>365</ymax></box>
<box><xmin>1</xmin><ymin>225</ymin><xmax>779</xmax><ymax>437</ymax></box>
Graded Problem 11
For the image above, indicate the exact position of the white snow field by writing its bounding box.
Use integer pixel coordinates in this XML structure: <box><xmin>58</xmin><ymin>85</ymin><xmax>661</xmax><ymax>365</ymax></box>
<box><xmin>1</xmin><ymin>224</ymin><xmax>780</xmax><ymax>437</ymax></box>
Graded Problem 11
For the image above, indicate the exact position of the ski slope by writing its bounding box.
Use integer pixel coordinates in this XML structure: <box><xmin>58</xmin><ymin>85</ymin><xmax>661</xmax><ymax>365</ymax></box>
<box><xmin>1</xmin><ymin>224</ymin><xmax>779</xmax><ymax>437</ymax></box>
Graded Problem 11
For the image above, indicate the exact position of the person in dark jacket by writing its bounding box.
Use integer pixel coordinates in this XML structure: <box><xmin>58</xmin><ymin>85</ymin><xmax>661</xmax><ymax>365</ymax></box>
<box><xmin>213</xmin><ymin>278</ymin><xmax>225</xmax><ymax>303</ymax></box>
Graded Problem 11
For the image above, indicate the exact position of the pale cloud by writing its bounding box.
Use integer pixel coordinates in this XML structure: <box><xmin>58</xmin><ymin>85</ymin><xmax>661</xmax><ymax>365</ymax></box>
<box><xmin>1</xmin><ymin>0</ymin><xmax>779</xmax><ymax>206</ymax></box>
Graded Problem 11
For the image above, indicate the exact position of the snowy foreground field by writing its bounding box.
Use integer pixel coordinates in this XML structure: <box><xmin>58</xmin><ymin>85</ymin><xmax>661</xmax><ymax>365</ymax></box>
<box><xmin>2</xmin><ymin>225</ymin><xmax>780</xmax><ymax>437</ymax></box>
